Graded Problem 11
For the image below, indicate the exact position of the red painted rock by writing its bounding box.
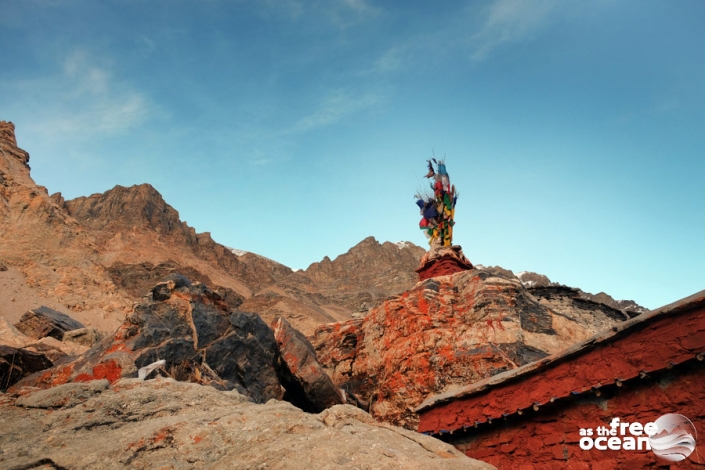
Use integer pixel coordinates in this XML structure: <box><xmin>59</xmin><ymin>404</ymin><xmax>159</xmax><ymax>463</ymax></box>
<box><xmin>415</xmin><ymin>245</ymin><xmax>473</xmax><ymax>281</ymax></box>
<box><xmin>274</xmin><ymin>317</ymin><xmax>345</xmax><ymax>412</ymax></box>
<box><xmin>312</xmin><ymin>268</ymin><xmax>630</xmax><ymax>429</ymax></box>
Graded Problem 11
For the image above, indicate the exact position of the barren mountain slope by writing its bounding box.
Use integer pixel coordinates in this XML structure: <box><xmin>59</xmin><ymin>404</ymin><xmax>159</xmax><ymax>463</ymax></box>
<box><xmin>0</xmin><ymin>121</ymin><xmax>128</xmax><ymax>329</ymax></box>
<box><xmin>63</xmin><ymin>187</ymin><xmax>429</xmax><ymax>334</ymax></box>
<box><xmin>239</xmin><ymin>237</ymin><xmax>427</xmax><ymax>334</ymax></box>
<box><xmin>62</xmin><ymin>183</ymin><xmax>292</xmax><ymax>299</ymax></box>
<box><xmin>0</xmin><ymin>121</ymin><xmax>426</xmax><ymax>335</ymax></box>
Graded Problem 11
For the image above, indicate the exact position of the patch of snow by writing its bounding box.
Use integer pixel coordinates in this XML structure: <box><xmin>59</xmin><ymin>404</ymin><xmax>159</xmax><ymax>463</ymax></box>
<box><xmin>394</xmin><ymin>241</ymin><xmax>411</xmax><ymax>249</ymax></box>
<box><xmin>515</xmin><ymin>271</ymin><xmax>537</xmax><ymax>287</ymax></box>
<box><xmin>226</xmin><ymin>246</ymin><xmax>291</xmax><ymax>268</ymax></box>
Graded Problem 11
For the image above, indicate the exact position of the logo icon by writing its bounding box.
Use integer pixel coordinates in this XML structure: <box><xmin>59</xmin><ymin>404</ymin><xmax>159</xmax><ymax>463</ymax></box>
<box><xmin>649</xmin><ymin>413</ymin><xmax>698</xmax><ymax>462</ymax></box>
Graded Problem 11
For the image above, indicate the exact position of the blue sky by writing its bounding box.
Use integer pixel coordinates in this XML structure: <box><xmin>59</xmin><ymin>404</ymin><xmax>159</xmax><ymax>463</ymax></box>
<box><xmin>1</xmin><ymin>0</ymin><xmax>704</xmax><ymax>309</ymax></box>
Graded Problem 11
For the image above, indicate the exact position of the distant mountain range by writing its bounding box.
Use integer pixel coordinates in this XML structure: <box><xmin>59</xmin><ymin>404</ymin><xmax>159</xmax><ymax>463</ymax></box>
<box><xmin>0</xmin><ymin>120</ymin><xmax>645</xmax><ymax>335</ymax></box>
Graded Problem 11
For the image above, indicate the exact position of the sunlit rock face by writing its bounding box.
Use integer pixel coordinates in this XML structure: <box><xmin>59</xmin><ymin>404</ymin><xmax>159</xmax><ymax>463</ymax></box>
<box><xmin>313</xmin><ymin>268</ymin><xmax>629</xmax><ymax>429</ymax></box>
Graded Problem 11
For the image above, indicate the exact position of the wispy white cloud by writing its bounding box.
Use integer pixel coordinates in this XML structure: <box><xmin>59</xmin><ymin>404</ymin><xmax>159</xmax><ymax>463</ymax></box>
<box><xmin>251</xmin><ymin>0</ymin><xmax>379</xmax><ymax>26</ymax></box>
<box><xmin>288</xmin><ymin>90</ymin><xmax>379</xmax><ymax>133</ymax></box>
<box><xmin>223</xmin><ymin>88</ymin><xmax>381</xmax><ymax>167</ymax></box>
<box><xmin>469</xmin><ymin>0</ymin><xmax>559</xmax><ymax>61</ymax></box>
<box><xmin>136</xmin><ymin>36</ymin><xmax>156</xmax><ymax>58</ymax></box>
<box><xmin>340</xmin><ymin>0</ymin><xmax>378</xmax><ymax>16</ymax></box>
<box><xmin>359</xmin><ymin>46</ymin><xmax>404</xmax><ymax>76</ymax></box>
<box><xmin>257</xmin><ymin>0</ymin><xmax>305</xmax><ymax>20</ymax></box>
<box><xmin>6</xmin><ymin>51</ymin><xmax>152</xmax><ymax>140</ymax></box>
<box><xmin>325</xmin><ymin>0</ymin><xmax>380</xmax><ymax>28</ymax></box>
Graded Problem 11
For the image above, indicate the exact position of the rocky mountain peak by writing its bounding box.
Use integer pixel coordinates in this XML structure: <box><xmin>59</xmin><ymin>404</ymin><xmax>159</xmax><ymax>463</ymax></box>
<box><xmin>0</xmin><ymin>121</ymin><xmax>32</xmax><ymax>187</ymax></box>
<box><xmin>303</xmin><ymin>236</ymin><xmax>424</xmax><ymax>284</ymax></box>
<box><xmin>63</xmin><ymin>183</ymin><xmax>180</xmax><ymax>233</ymax></box>
<box><xmin>355</xmin><ymin>235</ymin><xmax>380</xmax><ymax>248</ymax></box>
<box><xmin>0</xmin><ymin>121</ymin><xmax>19</xmax><ymax>148</ymax></box>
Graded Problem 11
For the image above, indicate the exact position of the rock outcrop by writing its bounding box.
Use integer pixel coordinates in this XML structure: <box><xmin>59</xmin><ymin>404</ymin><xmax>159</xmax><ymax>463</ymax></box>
<box><xmin>12</xmin><ymin>276</ymin><xmax>347</xmax><ymax>413</ymax></box>
<box><xmin>274</xmin><ymin>317</ymin><xmax>345</xmax><ymax>412</ymax></box>
<box><xmin>514</xmin><ymin>269</ymin><xmax>647</xmax><ymax>317</ymax></box>
<box><xmin>14</xmin><ymin>277</ymin><xmax>280</xmax><ymax>401</ymax></box>
<box><xmin>312</xmin><ymin>268</ymin><xmax>633</xmax><ymax>429</ymax></box>
<box><xmin>528</xmin><ymin>285</ymin><xmax>631</xmax><ymax>327</ymax></box>
<box><xmin>1</xmin><ymin>378</ymin><xmax>494</xmax><ymax>469</ymax></box>
<box><xmin>107</xmin><ymin>260</ymin><xmax>245</xmax><ymax>310</ymax></box>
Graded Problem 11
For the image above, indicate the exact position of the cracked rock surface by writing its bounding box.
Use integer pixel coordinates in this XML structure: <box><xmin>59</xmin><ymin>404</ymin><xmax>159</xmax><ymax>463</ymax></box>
<box><xmin>312</xmin><ymin>269</ymin><xmax>631</xmax><ymax>428</ymax></box>
<box><xmin>0</xmin><ymin>378</ymin><xmax>494</xmax><ymax>470</ymax></box>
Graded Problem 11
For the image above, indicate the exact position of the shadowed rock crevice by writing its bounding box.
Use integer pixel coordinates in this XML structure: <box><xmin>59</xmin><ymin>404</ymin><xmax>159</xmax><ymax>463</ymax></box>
<box><xmin>274</xmin><ymin>317</ymin><xmax>345</xmax><ymax>413</ymax></box>
<box><xmin>1</xmin><ymin>345</ymin><xmax>53</xmax><ymax>392</ymax></box>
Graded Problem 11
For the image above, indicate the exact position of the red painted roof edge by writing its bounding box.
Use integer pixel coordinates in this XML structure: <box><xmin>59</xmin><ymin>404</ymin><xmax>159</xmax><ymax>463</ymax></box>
<box><xmin>416</xmin><ymin>288</ymin><xmax>705</xmax><ymax>412</ymax></box>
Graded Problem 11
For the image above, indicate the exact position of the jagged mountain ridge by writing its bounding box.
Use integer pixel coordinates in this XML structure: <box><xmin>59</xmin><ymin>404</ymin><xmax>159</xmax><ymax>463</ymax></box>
<box><xmin>62</xmin><ymin>182</ymin><xmax>428</xmax><ymax>333</ymax></box>
<box><xmin>0</xmin><ymin>120</ymin><xmax>645</xmax><ymax>337</ymax></box>
<box><xmin>238</xmin><ymin>237</ymin><xmax>426</xmax><ymax>333</ymax></box>
<box><xmin>513</xmin><ymin>270</ymin><xmax>647</xmax><ymax>316</ymax></box>
<box><xmin>0</xmin><ymin>121</ymin><xmax>430</xmax><ymax>334</ymax></box>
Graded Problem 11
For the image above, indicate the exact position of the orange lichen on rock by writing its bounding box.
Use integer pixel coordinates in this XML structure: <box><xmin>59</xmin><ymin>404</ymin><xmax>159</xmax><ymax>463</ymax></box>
<box><xmin>92</xmin><ymin>360</ymin><xmax>123</xmax><ymax>383</ymax></box>
<box><xmin>313</xmin><ymin>266</ymin><xmax>634</xmax><ymax>429</ymax></box>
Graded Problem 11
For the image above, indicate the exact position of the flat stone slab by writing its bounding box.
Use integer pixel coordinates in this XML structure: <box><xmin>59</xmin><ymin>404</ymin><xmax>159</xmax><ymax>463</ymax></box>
<box><xmin>14</xmin><ymin>306</ymin><xmax>85</xmax><ymax>341</ymax></box>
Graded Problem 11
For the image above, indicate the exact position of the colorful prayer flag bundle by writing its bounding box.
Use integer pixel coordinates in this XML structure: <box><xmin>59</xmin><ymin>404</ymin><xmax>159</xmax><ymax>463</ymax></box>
<box><xmin>416</xmin><ymin>159</ymin><xmax>457</xmax><ymax>246</ymax></box>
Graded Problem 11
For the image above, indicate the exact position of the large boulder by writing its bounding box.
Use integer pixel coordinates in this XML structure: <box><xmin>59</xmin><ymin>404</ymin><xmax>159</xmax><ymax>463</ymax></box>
<box><xmin>0</xmin><ymin>345</ymin><xmax>53</xmax><ymax>391</ymax></box>
<box><xmin>62</xmin><ymin>327</ymin><xmax>103</xmax><ymax>347</ymax></box>
<box><xmin>312</xmin><ymin>268</ymin><xmax>631</xmax><ymax>429</ymax></box>
<box><xmin>274</xmin><ymin>317</ymin><xmax>345</xmax><ymax>412</ymax></box>
<box><xmin>0</xmin><ymin>378</ymin><xmax>494</xmax><ymax>470</ymax></box>
<box><xmin>13</xmin><ymin>306</ymin><xmax>85</xmax><ymax>340</ymax></box>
